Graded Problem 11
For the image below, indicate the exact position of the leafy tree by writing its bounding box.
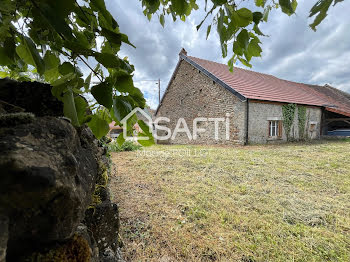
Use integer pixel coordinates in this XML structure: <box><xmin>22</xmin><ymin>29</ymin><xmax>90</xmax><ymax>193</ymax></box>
<box><xmin>0</xmin><ymin>0</ymin><xmax>344</xmax><ymax>140</ymax></box>
<box><xmin>0</xmin><ymin>0</ymin><xmax>148</xmax><ymax>141</ymax></box>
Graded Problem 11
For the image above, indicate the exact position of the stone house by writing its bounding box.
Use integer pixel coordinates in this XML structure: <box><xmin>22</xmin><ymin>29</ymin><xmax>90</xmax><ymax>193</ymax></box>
<box><xmin>154</xmin><ymin>49</ymin><xmax>350</xmax><ymax>145</ymax></box>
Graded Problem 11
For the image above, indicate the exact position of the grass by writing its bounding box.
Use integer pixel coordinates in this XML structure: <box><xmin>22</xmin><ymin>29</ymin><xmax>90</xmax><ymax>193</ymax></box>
<box><xmin>109</xmin><ymin>140</ymin><xmax>350</xmax><ymax>262</ymax></box>
<box><xmin>108</xmin><ymin>140</ymin><xmax>142</xmax><ymax>152</ymax></box>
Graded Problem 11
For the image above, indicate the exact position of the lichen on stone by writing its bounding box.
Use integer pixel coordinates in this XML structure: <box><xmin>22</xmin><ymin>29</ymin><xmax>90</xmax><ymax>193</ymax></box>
<box><xmin>26</xmin><ymin>235</ymin><xmax>91</xmax><ymax>262</ymax></box>
<box><xmin>0</xmin><ymin>112</ymin><xmax>35</xmax><ymax>127</ymax></box>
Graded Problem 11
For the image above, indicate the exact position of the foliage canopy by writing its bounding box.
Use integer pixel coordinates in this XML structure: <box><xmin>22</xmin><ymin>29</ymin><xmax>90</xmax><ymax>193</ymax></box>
<box><xmin>0</xmin><ymin>0</ymin><xmax>343</xmax><ymax>139</ymax></box>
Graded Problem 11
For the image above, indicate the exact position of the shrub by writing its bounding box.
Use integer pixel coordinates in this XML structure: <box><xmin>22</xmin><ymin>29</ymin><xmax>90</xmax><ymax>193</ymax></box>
<box><xmin>108</xmin><ymin>141</ymin><xmax>141</xmax><ymax>152</ymax></box>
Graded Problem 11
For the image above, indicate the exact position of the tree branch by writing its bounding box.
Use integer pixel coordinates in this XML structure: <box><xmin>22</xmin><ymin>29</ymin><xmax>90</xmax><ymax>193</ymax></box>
<box><xmin>77</xmin><ymin>55</ymin><xmax>103</xmax><ymax>82</ymax></box>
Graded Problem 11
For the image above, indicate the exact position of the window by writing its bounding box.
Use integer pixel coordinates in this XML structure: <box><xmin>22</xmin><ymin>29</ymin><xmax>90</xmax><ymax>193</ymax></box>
<box><xmin>309</xmin><ymin>121</ymin><xmax>317</xmax><ymax>132</ymax></box>
<box><xmin>269</xmin><ymin>120</ymin><xmax>282</xmax><ymax>138</ymax></box>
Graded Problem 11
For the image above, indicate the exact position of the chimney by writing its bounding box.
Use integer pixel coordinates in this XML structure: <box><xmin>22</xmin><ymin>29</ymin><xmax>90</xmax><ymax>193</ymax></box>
<box><xmin>179</xmin><ymin>48</ymin><xmax>187</xmax><ymax>56</ymax></box>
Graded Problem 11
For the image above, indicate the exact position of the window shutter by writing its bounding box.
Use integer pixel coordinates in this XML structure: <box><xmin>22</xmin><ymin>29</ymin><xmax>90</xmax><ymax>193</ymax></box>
<box><xmin>268</xmin><ymin>121</ymin><xmax>271</xmax><ymax>137</ymax></box>
<box><xmin>278</xmin><ymin>121</ymin><xmax>282</xmax><ymax>138</ymax></box>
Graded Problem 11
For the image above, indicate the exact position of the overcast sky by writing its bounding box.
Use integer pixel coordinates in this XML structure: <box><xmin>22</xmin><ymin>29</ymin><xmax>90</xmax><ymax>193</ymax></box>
<box><xmin>105</xmin><ymin>0</ymin><xmax>350</xmax><ymax>109</ymax></box>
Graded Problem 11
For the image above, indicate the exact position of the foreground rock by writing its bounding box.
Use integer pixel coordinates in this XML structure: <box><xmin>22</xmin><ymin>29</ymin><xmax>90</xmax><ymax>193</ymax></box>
<box><xmin>0</xmin><ymin>79</ymin><xmax>122</xmax><ymax>261</ymax></box>
<box><xmin>85</xmin><ymin>199</ymin><xmax>121</xmax><ymax>261</ymax></box>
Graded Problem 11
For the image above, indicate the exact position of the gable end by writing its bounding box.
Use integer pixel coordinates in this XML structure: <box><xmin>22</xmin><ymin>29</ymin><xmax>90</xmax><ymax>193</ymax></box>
<box><xmin>180</xmin><ymin>54</ymin><xmax>246</xmax><ymax>102</ymax></box>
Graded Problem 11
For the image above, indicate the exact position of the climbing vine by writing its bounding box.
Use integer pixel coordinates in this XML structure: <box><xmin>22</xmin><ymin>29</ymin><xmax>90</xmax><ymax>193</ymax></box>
<box><xmin>282</xmin><ymin>104</ymin><xmax>296</xmax><ymax>141</ymax></box>
<box><xmin>298</xmin><ymin>106</ymin><xmax>307</xmax><ymax>140</ymax></box>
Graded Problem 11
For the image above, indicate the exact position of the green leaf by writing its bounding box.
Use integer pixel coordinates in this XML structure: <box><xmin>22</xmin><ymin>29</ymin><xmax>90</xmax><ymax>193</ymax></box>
<box><xmin>112</xmin><ymin>96</ymin><xmax>132</xmax><ymax>122</ymax></box>
<box><xmin>253</xmin><ymin>12</ymin><xmax>263</xmax><ymax>24</ymax></box>
<box><xmin>124</xmin><ymin>113</ymin><xmax>138</xmax><ymax>134</ymax></box>
<box><xmin>233</xmin><ymin>41</ymin><xmax>243</xmax><ymax>56</ymax></box>
<box><xmin>206</xmin><ymin>25</ymin><xmax>211</xmax><ymax>40</ymax></box>
<box><xmin>63</xmin><ymin>40</ymin><xmax>95</xmax><ymax>56</ymax></box>
<box><xmin>310</xmin><ymin>11</ymin><xmax>328</xmax><ymax>31</ymax></box>
<box><xmin>0</xmin><ymin>37</ymin><xmax>16</xmax><ymax>65</ymax></box>
<box><xmin>44</xmin><ymin>51</ymin><xmax>59</xmax><ymax>70</ymax></box>
<box><xmin>137</xmin><ymin>119</ymin><xmax>152</xmax><ymax>137</ymax></box>
<box><xmin>233</xmin><ymin>8</ymin><xmax>253</xmax><ymax>27</ymax></box>
<box><xmin>129</xmin><ymin>87</ymin><xmax>146</xmax><ymax>108</ymax></box>
<box><xmin>253</xmin><ymin>24</ymin><xmax>265</xmax><ymax>36</ymax></box>
<box><xmin>247</xmin><ymin>39</ymin><xmax>262</xmax><ymax>58</ymax></box>
<box><xmin>101</xmin><ymin>27</ymin><xmax>128</xmax><ymax>48</ymax></box>
<box><xmin>62</xmin><ymin>90</ymin><xmax>79</xmax><ymax>126</ymax></box>
<box><xmin>334</xmin><ymin>0</ymin><xmax>344</xmax><ymax>5</ymax></box>
<box><xmin>236</xmin><ymin>8</ymin><xmax>253</xmax><ymax>21</ymax></box>
<box><xmin>137</xmin><ymin>132</ymin><xmax>154</xmax><ymax>146</ymax></box>
<box><xmin>84</xmin><ymin>73</ymin><xmax>92</xmax><ymax>91</ymax></box>
<box><xmin>227</xmin><ymin>57</ymin><xmax>235</xmax><ymax>72</ymax></box>
<box><xmin>120</xmin><ymin>33</ymin><xmax>136</xmax><ymax>48</ymax></box>
<box><xmin>74</xmin><ymin>30</ymin><xmax>91</xmax><ymax>49</ymax></box>
<box><xmin>91</xmin><ymin>82</ymin><xmax>113</xmax><ymax>109</ymax></box>
<box><xmin>37</xmin><ymin>1</ymin><xmax>74</xmax><ymax>40</ymax></box>
<box><xmin>279</xmin><ymin>0</ymin><xmax>297</xmax><ymax>16</ymax></box>
<box><xmin>221</xmin><ymin>43</ymin><xmax>227</xmax><ymax>58</ymax></box>
<box><xmin>43</xmin><ymin>51</ymin><xmax>60</xmax><ymax>81</ymax></box>
<box><xmin>309</xmin><ymin>0</ymin><xmax>333</xmax><ymax>31</ymax></box>
<box><xmin>171</xmin><ymin>0</ymin><xmax>189</xmax><ymax>15</ymax></box>
<box><xmin>263</xmin><ymin>6</ymin><xmax>271</xmax><ymax>22</ymax></box>
<box><xmin>238</xmin><ymin>56</ymin><xmax>252</xmax><ymax>68</ymax></box>
<box><xmin>52</xmin><ymin>73</ymin><xmax>75</xmax><ymax>87</ymax></box>
<box><xmin>96</xmin><ymin>108</ymin><xmax>112</xmax><ymax>123</ymax></box>
<box><xmin>91</xmin><ymin>0</ymin><xmax>119</xmax><ymax>30</ymax></box>
<box><xmin>0</xmin><ymin>71</ymin><xmax>10</xmax><ymax>78</ymax></box>
<box><xmin>212</xmin><ymin>0</ymin><xmax>227</xmax><ymax>4</ymax></box>
<box><xmin>237</xmin><ymin>29</ymin><xmax>249</xmax><ymax>50</ymax></box>
<box><xmin>217</xmin><ymin>8</ymin><xmax>225</xmax><ymax>40</ymax></box>
<box><xmin>116</xmin><ymin>132</ymin><xmax>125</xmax><ymax>145</ymax></box>
<box><xmin>255</xmin><ymin>0</ymin><xmax>266</xmax><ymax>7</ymax></box>
<box><xmin>59</xmin><ymin>62</ymin><xmax>75</xmax><ymax>75</ymax></box>
<box><xmin>137</xmin><ymin>119</ymin><xmax>152</xmax><ymax>136</ymax></box>
<box><xmin>160</xmin><ymin>14</ymin><xmax>165</xmax><ymax>27</ymax></box>
<box><xmin>87</xmin><ymin>114</ymin><xmax>110</xmax><ymax>139</ymax></box>
<box><xmin>74</xmin><ymin>96</ymin><xmax>88</xmax><ymax>125</ymax></box>
<box><xmin>115</xmin><ymin>73</ymin><xmax>134</xmax><ymax>93</ymax></box>
<box><xmin>90</xmin><ymin>0</ymin><xmax>108</xmax><ymax>14</ymax></box>
<box><xmin>95</xmin><ymin>52</ymin><xmax>120</xmax><ymax>68</ymax></box>
<box><xmin>16</xmin><ymin>36</ymin><xmax>45</xmax><ymax>75</ymax></box>
<box><xmin>0</xmin><ymin>47</ymin><xmax>13</xmax><ymax>65</ymax></box>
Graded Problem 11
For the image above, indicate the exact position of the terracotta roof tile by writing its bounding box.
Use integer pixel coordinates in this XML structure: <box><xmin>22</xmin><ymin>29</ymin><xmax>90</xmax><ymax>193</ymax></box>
<box><xmin>187</xmin><ymin>55</ymin><xmax>350</xmax><ymax>117</ymax></box>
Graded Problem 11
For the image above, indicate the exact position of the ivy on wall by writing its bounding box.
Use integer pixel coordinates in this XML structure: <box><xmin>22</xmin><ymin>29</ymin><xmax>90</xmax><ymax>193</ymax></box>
<box><xmin>298</xmin><ymin>106</ymin><xmax>307</xmax><ymax>140</ymax></box>
<box><xmin>282</xmin><ymin>104</ymin><xmax>296</xmax><ymax>141</ymax></box>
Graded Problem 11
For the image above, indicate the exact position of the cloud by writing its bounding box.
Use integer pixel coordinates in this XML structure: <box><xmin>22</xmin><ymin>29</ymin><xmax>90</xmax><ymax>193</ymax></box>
<box><xmin>105</xmin><ymin>0</ymin><xmax>350</xmax><ymax>108</ymax></box>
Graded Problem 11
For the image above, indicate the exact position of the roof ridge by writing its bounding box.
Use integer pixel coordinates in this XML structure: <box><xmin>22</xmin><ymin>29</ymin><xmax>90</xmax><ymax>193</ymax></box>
<box><xmin>187</xmin><ymin>55</ymin><xmax>281</xmax><ymax>81</ymax></box>
<box><xmin>304</xmin><ymin>84</ymin><xmax>350</xmax><ymax>110</ymax></box>
<box><xmin>184</xmin><ymin>53</ymin><xmax>350</xmax><ymax>117</ymax></box>
<box><xmin>323</xmin><ymin>84</ymin><xmax>350</xmax><ymax>100</ymax></box>
<box><xmin>187</xmin><ymin>55</ymin><xmax>344</xmax><ymax>90</ymax></box>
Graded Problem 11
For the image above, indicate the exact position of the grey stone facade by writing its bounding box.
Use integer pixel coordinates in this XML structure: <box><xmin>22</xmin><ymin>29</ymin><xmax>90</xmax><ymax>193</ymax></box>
<box><xmin>248</xmin><ymin>101</ymin><xmax>322</xmax><ymax>144</ymax></box>
<box><xmin>155</xmin><ymin>60</ymin><xmax>246</xmax><ymax>145</ymax></box>
<box><xmin>155</xmin><ymin>58</ymin><xmax>323</xmax><ymax>145</ymax></box>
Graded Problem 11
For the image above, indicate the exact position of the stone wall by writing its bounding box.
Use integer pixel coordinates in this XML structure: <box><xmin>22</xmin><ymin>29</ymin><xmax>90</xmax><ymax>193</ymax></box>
<box><xmin>248</xmin><ymin>101</ymin><xmax>322</xmax><ymax>143</ymax></box>
<box><xmin>0</xmin><ymin>78</ymin><xmax>123</xmax><ymax>262</ymax></box>
<box><xmin>156</xmin><ymin>59</ymin><xmax>247</xmax><ymax>145</ymax></box>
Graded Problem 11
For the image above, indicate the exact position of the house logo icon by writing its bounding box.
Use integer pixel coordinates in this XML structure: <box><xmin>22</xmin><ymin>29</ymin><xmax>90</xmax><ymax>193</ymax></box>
<box><xmin>120</xmin><ymin>107</ymin><xmax>153</xmax><ymax>141</ymax></box>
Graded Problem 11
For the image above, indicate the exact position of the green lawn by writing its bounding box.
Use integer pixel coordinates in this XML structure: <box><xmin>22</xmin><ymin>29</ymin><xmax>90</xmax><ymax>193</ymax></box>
<box><xmin>110</xmin><ymin>140</ymin><xmax>350</xmax><ymax>262</ymax></box>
